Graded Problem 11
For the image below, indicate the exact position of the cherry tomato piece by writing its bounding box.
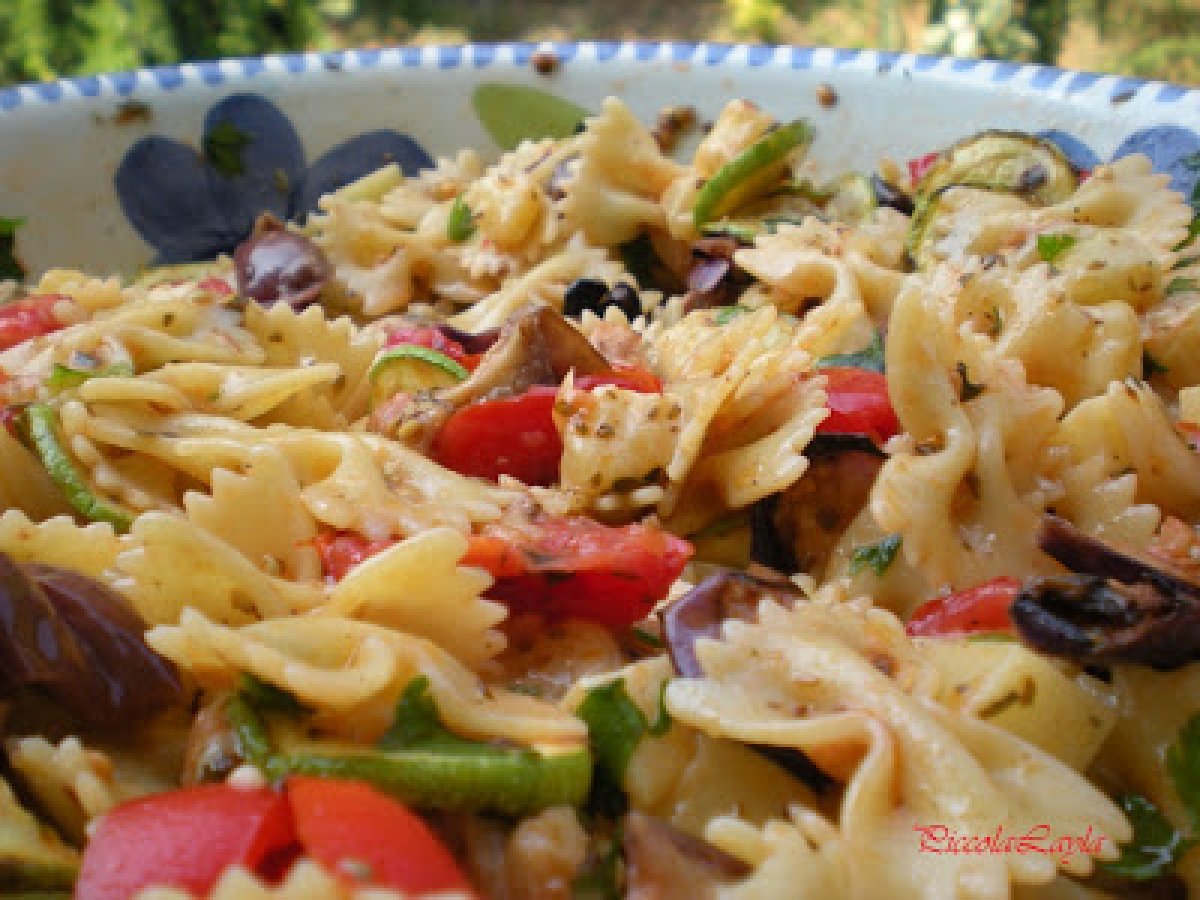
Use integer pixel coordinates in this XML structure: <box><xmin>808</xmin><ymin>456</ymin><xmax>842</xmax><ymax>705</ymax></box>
<box><xmin>905</xmin><ymin>576</ymin><xmax>1021</xmax><ymax>637</ymax></box>
<box><xmin>817</xmin><ymin>366</ymin><xmax>902</xmax><ymax>443</ymax></box>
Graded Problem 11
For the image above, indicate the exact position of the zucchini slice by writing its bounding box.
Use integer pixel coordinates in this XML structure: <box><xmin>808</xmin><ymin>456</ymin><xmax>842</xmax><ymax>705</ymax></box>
<box><xmin>822</xmin><ymin>173</ymin><xmax>877</xmax><ymax>224</ymax></box>
<box><xmin>693</xmin><ymin>119</ymin><xmax>815</xmax><ymax>229</ymax></box>
<box><xmin>369</xmin><ymin>345</ymin><xmax>469</xmax><ymax>408</ymax></box>
<box><xmin>915</xmin><ymin>130</ymin><xmax>1077</xmax><ymax>206</ymax></box>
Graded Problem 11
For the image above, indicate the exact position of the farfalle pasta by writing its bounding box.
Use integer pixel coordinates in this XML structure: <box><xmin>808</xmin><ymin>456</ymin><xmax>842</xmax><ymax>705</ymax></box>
<box><xmin>0</xmin><ymin>98</ymin><xmax>1198</xmax><ymax>900</ymax></box>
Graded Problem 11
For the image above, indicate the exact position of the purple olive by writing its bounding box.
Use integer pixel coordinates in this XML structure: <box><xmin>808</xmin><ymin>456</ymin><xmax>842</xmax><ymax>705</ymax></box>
<box><xmin>233</xmin><ymin>217</ymin><xmax>332</xmax><ymax>309</ymax></box>
<box><xmin>0</xmin><ymin>552</ymin><xmax>182</xmax><ymax>727</ymax></box>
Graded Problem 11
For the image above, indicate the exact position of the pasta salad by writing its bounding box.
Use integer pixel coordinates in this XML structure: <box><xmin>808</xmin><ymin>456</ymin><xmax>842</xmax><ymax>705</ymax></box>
<box><xmin>0</xmin><ymin>95</ymin><xmax>1198</xmax><ymax>899</ymax></box>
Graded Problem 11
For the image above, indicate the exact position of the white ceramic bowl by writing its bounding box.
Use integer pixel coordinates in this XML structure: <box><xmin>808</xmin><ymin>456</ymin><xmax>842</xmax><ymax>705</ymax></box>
<box><xmin>0</xmin><ymin>42</ymin><xmax>1196</xmax><ymax>278</ymax></box>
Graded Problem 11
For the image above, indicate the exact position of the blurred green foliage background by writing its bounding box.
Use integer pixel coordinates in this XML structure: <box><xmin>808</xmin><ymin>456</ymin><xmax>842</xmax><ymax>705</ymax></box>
<box><xmin>0</xmin><ymin>0</ymin><xmax>1197</xmax><ymax>87</ymax></box>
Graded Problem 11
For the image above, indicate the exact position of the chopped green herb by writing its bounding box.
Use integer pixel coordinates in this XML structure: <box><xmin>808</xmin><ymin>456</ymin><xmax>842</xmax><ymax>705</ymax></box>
<box><xmin>1167</xmin><ymin>712</ymin><xmax>1200</xmax><ymax>831</ymax></box>
<box><xmin>629</xmin><ymin>626</ymin><xmax>664</xmax><ymax>648</ymax></box>
<box><xmin>238</xmin><ymin>673</ymin><xmax>310</xmax><ymax>716</ymax></box>
<box><xmin>849</xmin><ymin>533</ymin><xmax>902</xmax><ymax>576</ymax></box>
<box><xmin>446</xmin><ymin>196</ymin><xmax>476</xmax><ymax>242</ymax></box>
<box><xmin>966</xmin><ymin>632</ymin><xmax>1017</xmax><ymax>643</ymax></box>
<box><xmin>379</xmin><ymin>676</ymin><xmax>455</xmax><ymax>751</ymax></box>
<box><xmin>1173</xmin><ymin>217</ymin><xmax>1200</xmax><ymax>253</ymax></box>
<box><xmin>956</xmin><ymin>361</ymin><xmax>985</xmax><ymax>401</ymax></box>
<box><xmin>46</xmin><ymin>362</ymin><xmax>135</xmax><ymax>390</ymax></box>
<box><xmin>1101</xmin><ymin>794</ymin><xmax>1193</xmax><ymax>880</ymax></box>
<box><xmin>203</xmin><ymin>120</ymin><xmax>252</xmax><ymax>177</ymax></box>
<box><xmin>1143</xmin><ymin>351</ymin><xmax>1170</xmax><ymax>378</ymax></box>
<box><xmin>815</xmin><ymin>332</ymin><xmax>886</xmax><ymax>373</ymax></box>
<box><xmin>1036</xmin><ymin>232</ymin><xmax>1076</xmax><ymax>263</ymax></box>
<box><xmin>714</xmin><ymin>305</ymin><xmax>750</xmax><ymax>325</ymax></box>
<box><xmin>648</xmin><ymin>680</ymin><xmax>672</xmax><ymax>738</ymax></box>
<box><xmin>1103</xmin><ymin>711</ymin><xmax>1200</xmax><ymax>881</ymax></box>
<box><xmin>0</xmin><ymin>215</ymin><xmax>25</xmax><ymax>280</ymax></box>
<box><xmin>1167</xmin><ymin>276</ymin><xmax>1199</xmax><ymax>296</ymax></box>
<box><xmin>577</xmin><ymin>679</ymin><xmax>653</xmax><ymax>782</ymax></box>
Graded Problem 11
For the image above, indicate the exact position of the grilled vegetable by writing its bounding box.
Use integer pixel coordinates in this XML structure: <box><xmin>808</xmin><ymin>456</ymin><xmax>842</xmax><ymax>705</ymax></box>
<box><xmin>16</xmin><ymin>404</ymin><xmax>134</xmax><ymax>532</ymax></box>
<box><xmin>914</xmin><ymin>130</ymin><xmax>1077</xmax><ymax>206</ymax></box>
<box><xmin>368</xmin><ymin>345</ymin><xmax>469</xmax><ymax>409</ymax></box>
<box><xmin>693</xmin><ymin>120</ymin><xmax>815</xmax><ymax>229</ymax></box>
<box><xmin>659</xmin><ymin>571</ymin><xmax>830</xmax><ymax>789</ymax></box>
<box><xmin>228</xmin><ymin>676</ymin><xmax>592</xmax><ymax>816</ymax></box>
<box><xmin>1012</xmin><ymin>516</ymin><xmax>1200</xmax><ymax>670</ymax></box>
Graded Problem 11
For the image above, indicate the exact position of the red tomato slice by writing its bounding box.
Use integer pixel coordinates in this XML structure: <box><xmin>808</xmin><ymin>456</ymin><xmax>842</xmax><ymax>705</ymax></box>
<box><xmin>76</xmin><ymin>785</ymin><xmax>296</xmax><ymax>900</ymax></box>
<box><xmin>0</xmin><ymin>294</ymin><xmax>64</xmax><ymax>351</ymax></box>
<box><xmin>198</xmin><ymin>276</ymin><xmax>234</xmax><ymax>296</ymax></box>
<box><xmin>287</xmin><ymin>778</ymin><xmax>475</xmax><ymax>896</ymax></box>
<box><xmin>905</xmin><ymin>576</ymin><xmax>1021</xmax><ymax>637</ymax></box>
<box><xmin>463</xmin><ymin>516</ymin><xmax>694</xmax><ymax>629</ymax></box>
<box><xmin>907</xmin><ymin>151</ymin><xmax>940</xmax><ymax>185</ymax></box>
<box><xmin>575</xmin><ymin>366</ymin><xmax>662</xmax><ymax>393</ymax></box>
<box><xmin>314</xmin><ymin>530</ymin><xmax>395</xmax><ymax>581</ymax></box>
<box><xmin>433</xmin><ymin>386</ymin><xmax>563</xmax><ymax>486</ymax></box>
<box><xmin>385</xmin><ymin>325</ymin><xmax>480</xmax><ymax>371</ymax></box>
<box><xmin>1179</xmin><ymin>422</ymin><xmax>1200</xmax><ymax>454</ymax></box>
<box><xmin>817</xmin><ymin>367</ymin><xmax>901</xmax><ymax>443</ymax></box>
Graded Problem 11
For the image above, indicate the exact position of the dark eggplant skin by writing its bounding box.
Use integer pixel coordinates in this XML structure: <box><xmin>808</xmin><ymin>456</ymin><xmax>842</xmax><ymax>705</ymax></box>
<box><xmin>750</xmin><ymin>434</ymin><xmax>886</xmax><ymax>576</ymax></box>
<box><xmin>1012</xmin><ymin>516</ymin><xmax>1200</xmax><ymax>670</ymax></box>
<box><xmin>659</xmin><ymin>571</ymin><xmax>831</xmax><ymax>790</ymax></box>
<box><xmin>0</xmin><ymin>552</ymin><xmax>182</xmax><ymax>727</ymax></box>
<box><xmin>232</xmin><ymin>214</ymin><xmax>332</xmax><ymax>309</ymax></box>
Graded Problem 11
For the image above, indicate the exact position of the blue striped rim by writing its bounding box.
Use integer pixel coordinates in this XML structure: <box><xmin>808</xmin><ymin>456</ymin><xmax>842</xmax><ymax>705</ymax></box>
<box><xmin>0</xmin><ymin>42</ymin><xmax>1192</xmax><ymax>114</ymax></box>
<box><xmin>153</xmin><ymin>66</ymin><xmax>184</xmax><ymax>90</ymax></box>
<box><xmin>991</xmin><ymin>61</ymin><xmax>1021</xmax><ymax>82</ymax></box>
<box><xmin>1065</xmin><ymin>71</ymin><xmax>1100</xmax><ymax>94</ymax></box>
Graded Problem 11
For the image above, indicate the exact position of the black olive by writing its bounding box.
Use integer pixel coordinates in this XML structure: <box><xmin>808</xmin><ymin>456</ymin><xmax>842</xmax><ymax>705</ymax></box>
<box><xmin>562</xmin><ymin>279</ymin><xmax>642</xmax><ymax>320</ymax></box>
<box><xmin>233</xmin><ymin>217</ymin><xmax>332</xmax><ymax>309</ymax></box>
<box><xmin>870</xmin><ymin>174</ymin><xmax>915</xmax><ymax>215</ymax></box>
<box><xmin>562</xmin><ymin>278</ymin><xmax>610</xmax><ymax>318</ymax></box>
<box><xmin>607</xmin><ymin>282</ymin><xmax>642</xmax><ymax>319</ymax></box>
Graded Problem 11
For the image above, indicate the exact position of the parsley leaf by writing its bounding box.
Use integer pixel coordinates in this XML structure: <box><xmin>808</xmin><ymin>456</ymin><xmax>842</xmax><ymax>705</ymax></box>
<box><xmin>1144</xmin><ymin>351</ymin><xmax>1170</xmax><ymax>378</ymax></box>
<box><xmin>956</xmin><ymin>361</ymin><xmax>985</xmax><ymax>401</ymax></box>
<box><xmin>815</xmin><ymin>332</ymin><xmax>886</xmax><ymax>373</ymax></box>
<box><xmin>0</xmin><ymin>216</ymin><xmax>25</xmax><ymax>280</ymax></box>
<box><xmin>1101</xmin><ymin>794</ymin><xmax>1193</xmax><ymax>880</ymax></box>
<box><xmin>1173</xmin><ymin>217</ymin><xmax>1200</xmax><ymax>253</ymax></box>
<box><xmin>1168</xmin><ymin>712</ymin><xmax>1200</xmax><ymax>831</ymax></box>
<box><xmin>849</xmin><ymin>533</ymin><xmax>902</xmax><ymax>576</ymax></box>
<box><xmin>379</xmin><ymin>676</ymin><xmax>476</xmax><ymax>751</ymax></box>
<box><xmin>446</xmin><ymin>196</ymin><xmax>476</xmax><ymax>242</ymax></box>
<box><xmin>203</xmin><ymin>121</ymin><xmax>252</xmax><ymax>177</ymax></box>
<box><xmin>1167</xmin><ymin>276</ymin><xmax>1199</xmax><ymax>297</ymax></box>
<box><xmin>577</xmin><ymin>679</ymin><xmax>658</xmax><ymax>781</ymax></box>
<box><xmin>237</xmin><ymin>672</ymin><xmax>310</xmax><ymax>716</ymax></box>
<box><xmin>714</xmin><ymin>305</ymin><xmax>750</xmax><ymax>324</ymax></box>
<box><xmin>1036</xmin><ymin>232</ymin><xmax>1076</xmax><ymax>263</ymax></box>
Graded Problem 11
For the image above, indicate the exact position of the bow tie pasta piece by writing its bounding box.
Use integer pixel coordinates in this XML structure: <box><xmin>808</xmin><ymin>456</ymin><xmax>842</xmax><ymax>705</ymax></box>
<box><xmin>113</xmin><ymin>513</ymin><xmax>323</xmax><ymax>625</ymax></box>
<box><xmin>666</xmin><ymin>599</ymin><xmax>1128</xmax><ymax>897</ymax></box>
<box><xmin>871</xmin><ymin>273</ymin><xmax>1063</xmax><ymax>592</ymax></box>
<box><xmin>146</xmin><ymin>610</ymin><xmax>585</xmax><ymax>749</ymax></box>
<box><xmin>556</xmin><ymin>97</ymin><xmax>685</xmax><ymax>246</ymax></box>
<box><xmin>0</xmin><ymin>510</ymin><xmax>121</xmax><ymax>581</ymax></box>
<box><xmin>1055</xmin><ymin>379</ymin><xmax>1200</xmax><ymax>522</ymax></box>
<box><xmin>323</xmin><ymin>528</ymin><xmax>506</xmax><ymax>669</ymax></box>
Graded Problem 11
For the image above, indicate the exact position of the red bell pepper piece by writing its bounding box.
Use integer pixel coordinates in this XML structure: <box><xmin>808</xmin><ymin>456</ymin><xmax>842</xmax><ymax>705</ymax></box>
<box><xmin>907</xmin><ymin>151</ymin><xmax>941</xmax><ymax>186</ymax></box>
<box><xmin>75</xmin><ymin>785</ymin><xmax>296</xmax><ymax>900</ymax></box>
<box><xmin>817</xmin><ymin>366</ymin><xmax>901</xmax><ymax>443</ymax></box>
<box><xmin>463</xmin><ymin>515</ymin><xmax>693</xmax><ymax>629</ymax></box>
<box><xmin>0</xmin><ymin>293</ymin><xmax>65</xmax><ymax>351</ymax></box>
<box><xmin>905</xmin><ymin>576</ymin><xmax>1021</xmax><ymax>637</ymax></box>
<box><xmin>287</xmin><ymin>777</ymin><xmax>476</xmax><ymax>896</ymax></box>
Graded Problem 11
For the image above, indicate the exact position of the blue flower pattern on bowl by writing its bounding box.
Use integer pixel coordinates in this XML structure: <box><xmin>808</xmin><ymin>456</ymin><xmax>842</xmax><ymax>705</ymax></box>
<box><xmin>114</xmin><ymin>93</ymin><xmax>433</xmax><ymax>263</ymax></box>
<box><xmin>103</xmin><ymin>60</ymin><xmax>1200</xmax><ymax>266</ymax></box>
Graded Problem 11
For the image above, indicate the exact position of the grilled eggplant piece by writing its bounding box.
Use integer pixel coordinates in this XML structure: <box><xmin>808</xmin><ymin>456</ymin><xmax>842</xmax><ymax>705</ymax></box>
<box><xmin>1012</xmin><ymin>515</ymin><xmax>1200</xmax><ymax>670</ymax></box>
<box><xmin>751</xmin><ymin>434</ymin><xmax>885</xmax><ymax>576</ymax></box>
<box><xmin>659</xmin><ymin>571</ymin><xmax>830</xmax><ymax>789</ymax></box>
